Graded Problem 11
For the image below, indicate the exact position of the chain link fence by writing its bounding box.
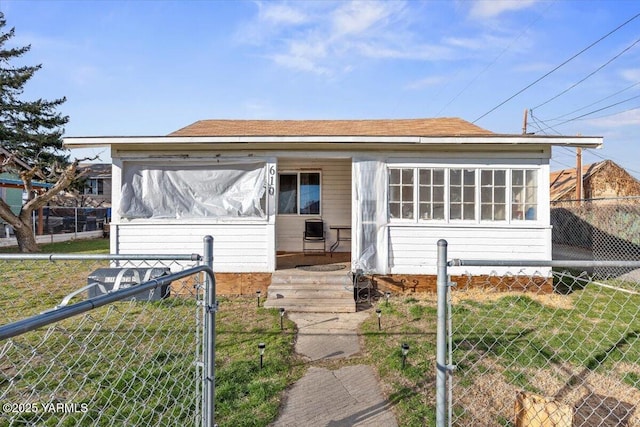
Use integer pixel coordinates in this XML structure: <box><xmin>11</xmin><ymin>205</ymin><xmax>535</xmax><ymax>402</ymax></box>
<box><xmin>436</xmin><ymin>242</ymin><xmax>640</xmax><ymax>426</ymax></box>
<box><xmin>1</xmin><ymin>207</ymin><xmax>110</xmax><ymax>239</ymax></box>
<box><xmin>0</xmin><ymin>252</ymin><xmax>207</xmax><ymax>426</ymax></box>
<box><xmin>551</xmin><ymin>197</ymin><xmax>640</xmax><ymax>277</ymax></box>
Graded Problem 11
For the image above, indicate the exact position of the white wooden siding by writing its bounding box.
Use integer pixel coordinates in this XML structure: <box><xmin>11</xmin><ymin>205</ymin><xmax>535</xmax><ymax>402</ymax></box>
<box><xmin>115</xmin><ymin>223</ymin><xmax>273</xmax><ymax>272</ymax></box>
<box><xmin>388</xmin><ymin>225</ymin><xmax>551</xmax><ymax>275</ymax></box>
<box><xmin>108</xmin><ymin>149</ymin><xmax>553</xmax><ymax>276</ymax></box>
<box><xmin>276</xmin><ymin>158</ymin><xmax>351</xmax><ymax>252</ymax></box>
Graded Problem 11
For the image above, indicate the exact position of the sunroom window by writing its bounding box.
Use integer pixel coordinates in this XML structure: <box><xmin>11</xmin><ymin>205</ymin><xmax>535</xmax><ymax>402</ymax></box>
<box><xmin>419</xmin><ymin>168</ymin><xmax>445</xmax><ymax>220</ymax></box>
<box><xmin>388</xmin><ymin>168</ymin><xmax>414</xmax><ymax>219</ymax></box>
<box><xmin>511</xmin><ymin>169</ymin><xmax>537</xmax><ymax>220</ymax></box>
<box><xmin>387</xmin><ymin>166</ymin><xmax>539</xmax><ymax>224</ymax></box>
<box><xmin>480</xmin><ymin>170</ymin><xmax>506</xmax><ymax>221</ymax></box>
<box><xmin>449</xmin><ymin>169</ymin><xmax>476</xmax><ymax>221</ymax></box>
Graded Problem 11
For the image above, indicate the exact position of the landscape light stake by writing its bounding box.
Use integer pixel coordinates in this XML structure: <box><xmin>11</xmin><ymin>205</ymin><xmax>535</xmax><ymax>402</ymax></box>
<box><xmin>256</xmin><ymin>290</ymin><xmax>261</xmax><ymax>308</ymax></box>
<box><xmin>258</xmin><ymin>342</ymin><xmax>265</xmax><ymax>369</ymax></box>
<box><xmin>376</xmin><ymin>308</ymin><xmax>382</xmax><ymax>331</ymax></box>
<box><xmin>401</xmin><ymin>343</ymin><xmax>409</xmax><ymax>369</ymax></box>
<box><xmin>279</xmin><ymin>308</ymin><xmax>285</xmax><ymax>330</ymax></box>
<box><xmin>385</xmin><ymin>291</ymin><xmax>391</xmax><ymax>306</ymax></box>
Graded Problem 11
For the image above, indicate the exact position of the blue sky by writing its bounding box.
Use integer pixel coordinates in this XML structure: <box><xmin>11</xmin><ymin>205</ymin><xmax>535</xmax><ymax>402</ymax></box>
<box><xmin>3</xmin><ymin>0</ymin><xmax>640</xmax><ymax>176</ymax></box>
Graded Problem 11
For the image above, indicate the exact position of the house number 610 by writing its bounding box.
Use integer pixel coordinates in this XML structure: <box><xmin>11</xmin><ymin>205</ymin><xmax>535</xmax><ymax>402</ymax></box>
<box><xmin>268</xmin><ymin>166</ymin><xmax>276</xmax><ymax>195</ymax></box>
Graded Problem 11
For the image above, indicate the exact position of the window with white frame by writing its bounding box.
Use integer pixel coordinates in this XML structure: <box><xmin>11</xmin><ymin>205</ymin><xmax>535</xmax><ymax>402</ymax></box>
<box><xmin>449</xmin><ymin>168</ymin><xmax>476</xmax><ymax>221</ymax></box>
<box><xmin>419</xmin><ymin>168</ymin><xmax>445</xmax><ymax>220</ymax></box>
<box><xmin>387</xmin><ymin>166</ymin><xmax>538</xmax><ymax>223</ymax></box>
<box><xmin>480</xmin><ymin>170</ymin><xmax>506</xmax><ymax>221</ymax></box>
<box><xmin>278</xmin><ymin>172</ymin><xmax>321</xmax><ymax>215</ymax></box>
<box><xmin>511</xmin><ymin>169</ymin><xmax>537</xmax><ymax>220</ymax></box>
<box><xmin>388</xmin><ymin>168</ymin><xmax>414</xmax><ymax>219</ymax></box>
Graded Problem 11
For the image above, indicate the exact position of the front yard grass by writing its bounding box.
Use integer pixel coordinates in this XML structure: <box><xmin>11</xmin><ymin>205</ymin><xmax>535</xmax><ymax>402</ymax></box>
<box><xmin>360</xmin><ymin>281</ymin><xmax>640</xmax><ymax>426</ymax></box>
<box><xmin>0</xmin><ymin>244</ymin><xmax>303</xmax><ymax>426</ymax></box>
<box><xmin>0</xmin><ymin>237</ymin><xmax>110</xmax><ymax>254</ymax></box>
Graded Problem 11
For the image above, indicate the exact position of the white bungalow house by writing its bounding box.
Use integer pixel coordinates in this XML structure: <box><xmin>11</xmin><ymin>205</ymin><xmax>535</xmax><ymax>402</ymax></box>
<box><xmin>64</xmin><ymin>118</ymin><xmax>602</xmax><ymax>292</ymax></box>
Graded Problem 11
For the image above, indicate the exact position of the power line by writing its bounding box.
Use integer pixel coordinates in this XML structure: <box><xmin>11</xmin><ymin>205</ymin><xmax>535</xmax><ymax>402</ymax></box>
<box><xmin>532</xmin><ymin>36</ymin><xmax>640</xmax><ymax>110</ymax></box>
<box><xmin>585</xmin><ymin>148</ymin><xmax>640</xmax><ymax>176</ymax></box>
<box><xmin>545</xmin><ymin>80</ymin><xmax>640</xmax><ymax>122</ymax></box>
<box><xmin>550</xmin><ymin>157</ymin><xmax>576</xmax><ymax>170</ymax></box>
<box><xmin>529</xmin><ymin>110</ymin><xmax>562</xmax><ymax>135</ymax></box>
<box><xmin>472</xmin><ymin>11</ymin><xmax>640</xmax><ymax>124</ymax></box>
<box><xmin>547</xmin><ymin>93</ymin><xmax>640</xmax><ymax>129</ymax></box>
<box><xmin>579</xmin><ymin>104</ymin><xmax>640</xmax><ymax>121</ymax></box>
<box><xmin>559</xmin><ymin>146</ymin><xmax>577</xmax><ymax>156</ymax></box>
<box><xmin>527</xmin><ymin>114</ymin><xmax>549</xmax><ymax>134</ymax></box>
<box><xmin>436</xmin><ymin>1</ymin><xmax>556</xmax><ymax>116</ymax></box>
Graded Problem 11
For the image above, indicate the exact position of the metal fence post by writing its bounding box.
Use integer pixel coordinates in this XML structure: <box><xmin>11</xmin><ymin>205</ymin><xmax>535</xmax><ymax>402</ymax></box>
<box><xmin>203</xmin><ymin>236</ymin><xmax>216</xmax><ymax>427</ymax></box>
<box><xmin>436</xmin><ymin>239</ymin><xmax>448</xmax><ymax>427</ymax></box>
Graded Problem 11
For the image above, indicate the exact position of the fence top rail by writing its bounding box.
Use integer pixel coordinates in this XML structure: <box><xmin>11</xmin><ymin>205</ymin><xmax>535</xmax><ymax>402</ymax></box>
<box><xmin>0</xmin><ymin>253</ymin><xmax>202</xmax><ymax>261</ymax></box>
<box><xmin>449</xmin><ymin>259</ymin><xmax>640</xmax><ymax>269</ymax></box>
<box><xmin>0</xmin><ymin>264</ymin><xmax>214</xmax><ymax>341</ymax></box>
<box><xmin>550</xmin><ymin>195</ymin><xmax>640</xmax><ymax>203</ymax></box>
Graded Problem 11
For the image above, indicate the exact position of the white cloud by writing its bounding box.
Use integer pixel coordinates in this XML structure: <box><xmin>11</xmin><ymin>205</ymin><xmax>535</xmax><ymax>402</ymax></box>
<box><xmin>234</xmin><ymin>1</ymin><xmax>309</xmax><ymax>45</ymax></box>
<box><xmin>586</xmin><ymin>108</ymin><xmax>640</xmax><ymax>128</ymax></box>
<box><xmin>331</xmin><ymin>1</ymin><xmax>399</xmax><ymax>37</ymax></box>
<box><xmin>621</xmin><ymin>68</ymin><xmax>640</xmax><ymax>83</ymax></box>
<box><xmin>468</xmin><ymin>0</ymin><xmax>538</xmax><ymax>19</ymax></box>
<box><xmin>405</xmin><ymin>75</ymin><xmax>448</xmax><ymax>90</ymax></box>
<box><xmin>270</xmin><ymin>52</ymin><xmax>331</xmax><ymax>76</ymax></box>
<box><xmin>238</xmin><ymin>0</ymin><xmax>524</xmax><ymax>75</ymax></box>
<box><xmin>444</xmin><ymin>32</ymin><xmax>526</xmax><ymax>53</ymax></box>
<box><xmin>242</xmin><ymin>0</ymin><xmax>442</xmax><ymax>74</ymax></box>
<box><xmin>354</xmin><ymin>40</ymin><xmax>454</xmax><ymax>61</ymax></box>
<box><xmin>259</xmin><ymin>2</ymin><xmax>308</xmax><ymax>25</ymax></box>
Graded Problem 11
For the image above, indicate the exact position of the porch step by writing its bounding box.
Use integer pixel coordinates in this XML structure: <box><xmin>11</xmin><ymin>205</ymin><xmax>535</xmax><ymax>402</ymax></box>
<box><xmin>263</xmin><ymin>269</ymin><xmax>356</xmax><ymax>313</ymax></box>
<box><xmin>264</xmin><ymin>299</ymin><xmax>356</xmax><ymax>313</ymax></box>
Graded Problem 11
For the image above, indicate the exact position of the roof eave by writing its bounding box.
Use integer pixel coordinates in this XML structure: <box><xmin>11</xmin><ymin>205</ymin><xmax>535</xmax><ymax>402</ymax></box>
<box><xmin>64</xmin><ymin>134</ymin><xmax>603</xmax><ymax>149</ymax></box>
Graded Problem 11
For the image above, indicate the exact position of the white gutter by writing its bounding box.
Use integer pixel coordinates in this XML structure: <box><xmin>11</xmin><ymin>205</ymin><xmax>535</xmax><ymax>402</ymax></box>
<box><xmin>64</xmin><ymin>135</ymin><xmax>603</xmax><ymax>149</ymax></box>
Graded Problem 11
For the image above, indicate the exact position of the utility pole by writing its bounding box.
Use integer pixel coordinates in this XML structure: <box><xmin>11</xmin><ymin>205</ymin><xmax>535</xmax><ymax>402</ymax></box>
<box><xmin>576</xmin><ymin>147</ymin><xmax>582</xmax><ymax>204</ymax></box>
<box><xmin>522</xmin><ymin>109</ymin><xmax>528</xmax><ymax>135</ymax></box>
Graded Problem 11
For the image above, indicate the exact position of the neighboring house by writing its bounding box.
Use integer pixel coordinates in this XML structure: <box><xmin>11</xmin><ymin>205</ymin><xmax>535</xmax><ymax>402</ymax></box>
<box><xmin>78</xmin><ymin>163</ymin><xmax>112</xmax><ymax>207</ymax></box>
<box><xmin>0</xmin><ymin>148</ymin><xmax>52</xmax><ymax>237</ymax></box>
<box><xmin>1</xmin><ymin>148</ymin><xmax>32</xmax><ymax>219</ymax></box>
<box><xmin>550</xmin><ymin>160</ymin><xmax>640</xmax><ymax>201</ymax></box>
<box><xmin>64</xmin><ymin>118</ymin><xmax>602</xmax><ymax>282</ymax></box>
<box><xmin>550</xmin><ymin>160</ymin><xmax>640</xmax><ymax>264</ymax></box>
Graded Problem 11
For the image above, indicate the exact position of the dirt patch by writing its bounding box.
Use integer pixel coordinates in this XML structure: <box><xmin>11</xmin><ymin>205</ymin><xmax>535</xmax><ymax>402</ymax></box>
<box><xmin>450</xmin><ymin>288</ymin><xmax>575</xmax><ymax>310</ymax></box>
<box><xmin>458</xmin><ymin>360</ymin><xmax>640</xmax><ymax>426</ymax></box>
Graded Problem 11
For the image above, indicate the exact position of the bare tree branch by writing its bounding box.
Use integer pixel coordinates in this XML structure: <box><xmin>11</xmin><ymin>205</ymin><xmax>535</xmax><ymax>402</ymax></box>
<box><xmin>21</xmin><ymin>157</ymin><xmax>95</xmax><ymax>213</ymax></box>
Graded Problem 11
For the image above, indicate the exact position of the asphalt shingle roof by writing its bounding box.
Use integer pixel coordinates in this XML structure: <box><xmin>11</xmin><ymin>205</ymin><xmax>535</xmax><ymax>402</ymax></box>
<box><xmin>169</xmin><ymin>118</ymin><xmax>494</xmax><ymax>137</ymax></box>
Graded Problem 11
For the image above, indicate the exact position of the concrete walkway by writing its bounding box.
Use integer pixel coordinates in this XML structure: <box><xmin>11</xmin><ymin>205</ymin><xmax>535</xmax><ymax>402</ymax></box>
<box><xmin>271</xmin><ymin>312</ymin><xmax>398</xmax><ymax>427</ymax></box>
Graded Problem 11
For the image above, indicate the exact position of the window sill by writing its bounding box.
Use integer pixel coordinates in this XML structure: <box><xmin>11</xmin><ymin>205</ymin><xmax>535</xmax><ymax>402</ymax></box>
<box><xmin>387</xmin><ymin>221</ymin><xmax>549</xmax><ymax>229</ymax></box>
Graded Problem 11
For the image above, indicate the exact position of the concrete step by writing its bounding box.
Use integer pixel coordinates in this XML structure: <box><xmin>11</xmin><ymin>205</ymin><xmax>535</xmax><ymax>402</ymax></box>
<box><xmin>267</xmin><ymin>287</ymin><xmax>353</xmax><ymax>299</ymax></box>
<box><xmin>270</xmin><ymin>274</ymin><xmax>353</xmax><ymax>286</ymax></box>
<box><xmin>265</xmin><ymin>269</ymin><xmax>356</xmax><ymax>313</ymax></box>
<box><xmin>263</xmin><ymin>298</ymin><xmax>356</xmax><ymax>313</ymax></box>
<box><xmin>268</xmin><ymin>281</ymin><xmax>353</xmax><ymax>290</ymax></box>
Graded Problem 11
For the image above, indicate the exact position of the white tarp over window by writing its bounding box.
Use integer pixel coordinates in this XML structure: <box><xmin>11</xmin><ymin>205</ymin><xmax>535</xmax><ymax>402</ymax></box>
<box><xmin>353</xmin><ymin>159</ymin><xmax>388</xmax><ymax>274</ymax></box>
<box><xmin>119</xmin><ymin>161</ymin><xmax>266</xmax><ymax>220</ymax></box>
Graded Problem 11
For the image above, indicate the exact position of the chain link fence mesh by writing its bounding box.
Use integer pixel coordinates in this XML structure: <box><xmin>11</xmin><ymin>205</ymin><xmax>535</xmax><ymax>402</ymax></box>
<box><xmin>447</xmin><ymin>266</ymin><xmax>640</xmax><ymax>426</ymax></box>
<box><xmin>0</xmin><ymin>256</ymin><xmax>204</xmax><ymax>426</ymax></box>
<box><xmin>551</xmin><ymin>197</ymin><xmax>640</xmax><ymax>277</ymax></box>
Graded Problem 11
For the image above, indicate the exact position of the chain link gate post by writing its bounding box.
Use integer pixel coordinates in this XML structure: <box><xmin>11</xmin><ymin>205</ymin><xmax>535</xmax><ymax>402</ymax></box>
<box><xmin>436</xmin><ymin>239</ymin><xmax>448</xmax><ymax>427</ymax></box>
<box><xmin>202</xmin><ymin>236</ymin><xmax>217</xmax><ymax>427</ymax></box>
